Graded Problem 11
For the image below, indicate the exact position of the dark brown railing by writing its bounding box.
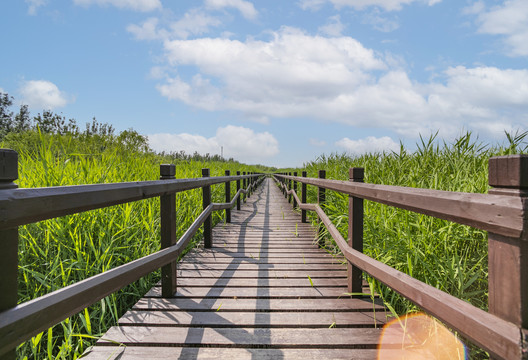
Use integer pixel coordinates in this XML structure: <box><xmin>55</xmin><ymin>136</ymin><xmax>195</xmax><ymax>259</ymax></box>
<box><xmin>0</xmin><ymin>149</ymin><xmax>264</xmax><ymax>358</ymax></box>
<box><xmin>274</xmin><ymin>155</ymin><xmax>528</xmax><ymax>360</ymax></box>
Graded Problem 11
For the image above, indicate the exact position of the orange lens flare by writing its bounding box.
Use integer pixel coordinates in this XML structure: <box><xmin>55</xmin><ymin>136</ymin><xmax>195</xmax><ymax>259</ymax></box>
<box><xmin>378</xmin><ymin>313</ymin><xmax>467</xmax><ymax>360</ymax></box>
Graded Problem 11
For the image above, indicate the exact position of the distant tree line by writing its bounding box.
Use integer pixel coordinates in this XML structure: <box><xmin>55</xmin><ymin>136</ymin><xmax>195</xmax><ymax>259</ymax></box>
<box><xmin>0</xmin><ymin>91</ymin><xmax>277</xmax><ymax>171</ymax></box>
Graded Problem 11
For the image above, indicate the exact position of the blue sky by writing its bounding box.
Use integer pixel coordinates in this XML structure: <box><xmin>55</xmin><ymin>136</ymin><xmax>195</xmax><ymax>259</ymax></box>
<box><xmin>1</xmin><ymin>0</ymin><xmax>527</xmax><ymax>167</ymax></box>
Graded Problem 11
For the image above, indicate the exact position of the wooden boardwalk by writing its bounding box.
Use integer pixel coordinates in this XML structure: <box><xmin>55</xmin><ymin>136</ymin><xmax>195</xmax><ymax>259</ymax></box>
<box><xmin>84</xmin><ymin>178</ymin><xmax>388</xmax><ymax>359</ymax></box>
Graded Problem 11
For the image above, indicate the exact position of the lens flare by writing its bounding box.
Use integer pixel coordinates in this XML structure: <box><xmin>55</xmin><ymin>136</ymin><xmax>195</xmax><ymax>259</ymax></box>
<box><xmin>378</xmin><ymin>313</ymin><xmax>467</xmax><ymax>360</ymax></box>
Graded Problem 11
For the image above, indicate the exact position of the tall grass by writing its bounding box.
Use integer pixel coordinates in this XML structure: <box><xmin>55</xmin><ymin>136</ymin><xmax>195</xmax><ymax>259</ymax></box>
<box><xmin>6</xmin><ymin>132</ymin><xmax>262</xmax><ymax>359</ymax></box>
<box><xmin>296</xmin><ymin>131</ymin><xmax>527</xmax><ymax>356</ymax></box>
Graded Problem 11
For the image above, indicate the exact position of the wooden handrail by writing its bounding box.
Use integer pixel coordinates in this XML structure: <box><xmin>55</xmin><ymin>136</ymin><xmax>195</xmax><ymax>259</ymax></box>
<box><xmin>276</xmin><ymin>179</ymin><xmax>521</xmax><ymax>359</ymax></box>
<box><xmin>273</xmin><ymin>155</ymin><xmax>528</xmax><ymax>360</ymax></box>
<box><xmin>274</xmin><ymin>174</ymin><xmax>524</xmax><ymax>238</ymax></box>
<box><xmin>0</xmin><ymin>174</ymin><xmax>258</xmax><ymax>230</ymax></box>
<box><xmin>0</xmin><ymin>148</ymin><xmax>265</xmax><ymax>358</ymax></box>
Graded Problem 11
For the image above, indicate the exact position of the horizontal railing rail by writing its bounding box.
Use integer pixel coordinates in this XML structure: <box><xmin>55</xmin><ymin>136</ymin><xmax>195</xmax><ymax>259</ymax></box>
<box><xmin>0</xmin><ymin>148</ymin><xmax>264</xmax><ymax>358</ymax></box>
<box><xmin>0</xmin><ymin>175</ymin><xmax>257</xmax><ymax>230</ymax></box>
<box><xmin>274</xmin><ymin>155</ymin><xmax>528</xmax><ymax>360</ymax></box>
<box><xmin>274</xmin><ymin>175</ymin><xmax>524</xmax><ymax>238</ymax></box>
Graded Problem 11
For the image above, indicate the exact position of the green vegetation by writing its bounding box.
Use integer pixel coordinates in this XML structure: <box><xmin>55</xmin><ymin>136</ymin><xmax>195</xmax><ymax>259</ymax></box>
<box><xmin>0</xmin><ymin>92</ymin><xmax>270</xmax><ymax>359</ymax></box>
<box><xmin>292</xmin><ymin>131</ymin><xmax>527</xmax><ymax>356</ymax></box>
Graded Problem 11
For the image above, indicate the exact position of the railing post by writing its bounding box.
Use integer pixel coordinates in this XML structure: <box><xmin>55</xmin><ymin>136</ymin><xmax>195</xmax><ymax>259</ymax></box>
<box><xmin>225</xmin><ymin>170</ymin><xmax>231</xmax><ymax>223</ymax></box>
<box><xmin>293</xmin><ymin>172</ymin><xmax>298</xmax><ymax>208</ymax></box>
<box><xmin>288</xmin><ymin>172</ymin><xmax>292</xmax><ymax>203</ymax></box>
<box><xmin>487</xmin><ymin>155</ymin><xmax>528</xmax><ymax>330</ymax></box>
<box><xmin>0</xmin><ymin>149</ymin><xmax>18</xmax><ymax>360</ymax></box>
<box><xmin>243</xmin><ymin>171</ymin><xmax>247</xmax><ymax>202</ymax></box>
<box><xmin>348</xmin><ymin>168</ymin><xmax>364</xmax><ymax>295</ymax></box>
<box><xmin>236</xmin><ymin>171</ymin><xmax>241</xmax><ymax>211</ymax></box>
<box><xmin>160</xmin><ymin>164</ymin><xmax>177</xmax><ymax>298</ymax></box>
<box><xmin>202</xmin><ymin>168</ymin><xmax>212</xmax><ymax>248</ymax></box>
<box><xmin>317</xmin><ymin>169</ymin><xmax>326</xmax><ymax>248</ymax></box>
<box><xmin>302</xmin><ymin>171</ymin><xmax>307</xmax><ymax>223</ymax></box>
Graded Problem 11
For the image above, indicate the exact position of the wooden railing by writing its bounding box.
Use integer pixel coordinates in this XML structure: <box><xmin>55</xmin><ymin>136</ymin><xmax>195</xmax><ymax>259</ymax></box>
<box><xmin>0</xmin><ymin>149</ymin><xmax>264</xmax><ymax>358</ymax></box>
<box><xmin>274</xmin><ymin>155</ymin><xmax>528</xmax><ymax>360</ymax></box>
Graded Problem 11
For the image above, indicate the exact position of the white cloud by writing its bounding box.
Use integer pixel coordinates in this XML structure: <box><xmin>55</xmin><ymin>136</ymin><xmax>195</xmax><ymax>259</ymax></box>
<box><xmin>299</xmin><ymin>0</ymin><xmax>441</xmax><ymax>12</ymax></box>
<box><xmin>205</xmin><ymin>0</ymin><xmax>258</xmax><ymax>20</ymax></box>
<box><xmin>25</xmin><ymin>0</ymin><xmax>46</xmax><ymax>15</ymax></box>
<box><xmin>362</xmin><ymin>9</ymin><xmax>399</xmax><ymax>32</ymax></box>
<box><xmin>318</xmin><ymin>15</ymin><xmax>345</xmax><ymax>36</ymax></box>
<box><xmin>148</xmin><ymin>125</ymin><xmax>279</xmax><ymax>162</ymax></box>
<box><xmin>73</xmin><ymin>0</ymin><xmax>161</xmax><ymax>12</ymax></box>
<box><xmin>474</xmin><ymin>0</ymin><xmax>528</xmax><ymax>56</ymax></box>
<box><xmin>19</xmin><ymin>80</ymin><xmax>71</xmax><ymax>110</ymax></box>
<box><xmin>127</xmin><ymin>10</ymin><xmax>222</xmax><ymax>41</ymax></box>
<box><xmin>152</xmin><ymin>27</ymin><xmax>528</xmax><ymax>139</ymax></box>
<box><xmin>336</xmin><ymin>136</ymin><xmax>400</xmax><ymax>154</ymax></box>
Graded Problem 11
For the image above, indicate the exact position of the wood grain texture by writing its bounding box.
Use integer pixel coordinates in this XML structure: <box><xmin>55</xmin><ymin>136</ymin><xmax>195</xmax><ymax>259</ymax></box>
<box><xmin>85</xmin><ymin>178</ymin><xmax>386</xmax><ymax>359</ymax></box>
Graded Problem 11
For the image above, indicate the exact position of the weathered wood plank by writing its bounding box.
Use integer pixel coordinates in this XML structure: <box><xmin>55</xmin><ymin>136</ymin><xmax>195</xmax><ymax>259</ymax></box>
<box><xmin>144</xmin><ymin>286</ymin><xmax>366</xmax><ymax>298</ymax></box>
<box><xmin>118</xmin><ymin>310</ymin><xmax>385</xmax><ymax>327</ymax></box>
<box><xmin>132</xmin><ymin>297</ymin><xmax>385</xmax><ymax>312</ymax></box>
<box><xmin>83</xmin><ymin>346</ymin><xmax>381</xmax><ymax>359</ymax></box>
<box><xmin>97</xmin><ymin>327</ymin><xmax>394</xmax><ymax>347</ymax></box>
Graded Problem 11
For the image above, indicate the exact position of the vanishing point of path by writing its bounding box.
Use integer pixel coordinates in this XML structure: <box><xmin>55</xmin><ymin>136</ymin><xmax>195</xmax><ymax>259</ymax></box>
<box><xmin>84</xmin><ymin>177</ymin><xmax>387</xmax><ymax>359</ymax></box>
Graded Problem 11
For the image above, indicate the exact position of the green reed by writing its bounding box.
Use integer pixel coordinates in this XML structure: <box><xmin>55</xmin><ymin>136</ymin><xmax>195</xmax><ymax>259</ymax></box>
<box><xmin>6</xmin><ymin>132</ymin><xmax>261</xmax><ymax>359</ymax></box>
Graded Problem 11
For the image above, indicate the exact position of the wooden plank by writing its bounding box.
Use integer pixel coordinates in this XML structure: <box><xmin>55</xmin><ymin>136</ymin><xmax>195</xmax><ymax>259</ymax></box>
<box><xmin>83</xmin><ymin>346</ymin><xmax>381</xmax><ymax>360</ymax></box>
<box><xmin>176</xmin><ymin>270</ymin><xmax>346</xmax><ymax>278</ymax></box>
<box><xmin>177</xmin><ymin>263</ymin><xmax>346</xmax><ymax>271</ymax></box>
<box><xmin>152</xmin><ymin>277</ymin><xmax>347</xmax><ymax>287</ymax></box>
<box><xmin>132</xmin><ymin>297</ymin><xmax>385</xmax><ymax>312</ymax></box>
<box><xmin>97</xmin><ymin>327</ymin><xmax>395</xmax><ymax>348</ymax></box>
<box><xmin>118</xmin><ymin>310</ymin><xmax>385</xmax><ymax>327</ymax></box>
<box><xmin>143</xmin><ymin>286</ymin><xmax>366</xmax><ymax>298</ymax></box>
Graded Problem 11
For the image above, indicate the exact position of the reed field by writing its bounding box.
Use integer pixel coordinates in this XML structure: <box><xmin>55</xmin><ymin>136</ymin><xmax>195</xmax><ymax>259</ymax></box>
<box><xmin>294</xmin><ymin>131</ymin><xmax>527</xmax><ymax>357</ymax></box>
<box><xmin>5</xmin><ymin>129</ymin><xmax>527</xmax><ymax>359</ymax></box>
<box><xmin>5</xmin><ymin>131</ymin><xmax>264</xmax><ymax>359</ymax></box>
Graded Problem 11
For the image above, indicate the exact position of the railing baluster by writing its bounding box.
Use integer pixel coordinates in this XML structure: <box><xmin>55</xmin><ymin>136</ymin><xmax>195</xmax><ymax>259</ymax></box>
<box><xmin>236</xmin><ymin>171</ymin><xmax>241</xmax><ymax>211</ymax></box>
<box><xmin>487</xmin><ymin>155</ymin><xmax>528</xmax><ymax>330</ymax></box>
<box><xmin>0</xmin><ymin>149</ymin><xmax>19</xmax><ymax>360</ymax></box>
<box><xmin>225</xmin><ymin>170</ymin><xmax>231</xmax><ymax>223</ymax></box>
<box><xmin>160</xmin><ymin>164</ymin><xmax>177</xmax><ymax>298</ymax></box>
<box><xmin>301</xmin><ymin>171</ymin><xmax>307</xmax><ymax>223</ymax></box>
<box><xmin>348</xmin><ymin>168</ymin><xmax>364</xmax><ymax>296</ymax></box>
<box><xmin>317</xmin><ymin>169</ymin><xmax>326</xmax><ymax>248</ymax></box>
<box><xmin>202</xmin><ymin>168</ymin><xmax>212</xmax><ymax>248</ymax></box>
<box><xmin>293</xmin><ymin>172</ymin><xmax>298</xmax><ymax>208</ymax></box>
<box><xmin>288</xmin><ymin>172</ymin><xmax>292</xmax><ymax>203</ymax></box>
<box><xmin>243</xmin><ymin>171</ymin><xmax>247</xmax><ymax>202</ymax></box>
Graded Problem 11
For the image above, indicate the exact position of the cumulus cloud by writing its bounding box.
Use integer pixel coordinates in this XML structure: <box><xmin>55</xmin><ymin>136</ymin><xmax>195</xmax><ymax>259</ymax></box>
<box><xmin>152</xmin><ymin>26</ymin><xmax>528</xmax><ymax>138</ymax></box>
<box><xmin>205</xmin><ymin>0</ymin><xmax>258</xmax><ymax>20</ymax></box>
<box><xmin>19</xmin><ymin>80</ymin><xmax>71</xmax><ymax>110</ymax></box>
<box><xmin>73</xmin><ymin>0</ymin><xmax>161</xmax><ymax>12</ymax></box>
<box><xmin>148</xmin><ymin>125</ymin><xmax>279</xmax><ymax>162</ymax></box>
<box><xmin>299</xmin><ymin>0</ymin><xmax>441</xmax><ymax>12</ymax></box>
<box><xmin>473</xmin><ymin>0</ymin><xmax>528</xmax><ymax>56</ymax></box>
<box><xmin>336</xmin><ymin>136</ymin><xmax>400</xmax><ymax>154</ymax></box>
<box><xmin>25</xmin><ymin>0</ymin><xmax>46</xmax><ymax>15</ymax></box>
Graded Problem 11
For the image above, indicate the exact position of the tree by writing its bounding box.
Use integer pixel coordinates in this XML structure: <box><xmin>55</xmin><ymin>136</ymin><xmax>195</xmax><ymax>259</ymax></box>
<box><xmin>0</xmin><ymin>92</ymin><xmax>14</xmax><ymax>138</ymax></box>
<box><xmin>14</xmin><ymin>104</ymin><xmax>31</xmax><ymax>132</ymax></box>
